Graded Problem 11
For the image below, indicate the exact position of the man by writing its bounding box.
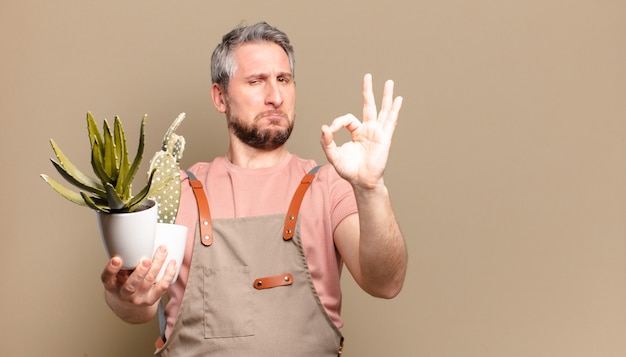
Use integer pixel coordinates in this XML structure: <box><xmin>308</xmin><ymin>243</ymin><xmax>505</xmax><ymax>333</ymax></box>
<box><xmin>101</xmin><ymin>22</ymin><xmax>407</xmax><ymax>356</ymax></box>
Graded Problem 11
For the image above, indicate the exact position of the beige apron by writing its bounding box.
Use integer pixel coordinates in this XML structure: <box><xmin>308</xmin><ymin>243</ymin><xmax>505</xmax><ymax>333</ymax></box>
<box><xmin>155</xmin><ymin>169</ymin><xmax>344</xmax><ymax>356</ymax></box>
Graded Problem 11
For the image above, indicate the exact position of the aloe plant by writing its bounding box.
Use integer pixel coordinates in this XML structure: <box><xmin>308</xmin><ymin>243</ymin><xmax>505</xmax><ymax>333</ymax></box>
<box><xmin>41</xmin><ymin>112</ymin><xmax>185</xmax><ymax>215</ymax></box>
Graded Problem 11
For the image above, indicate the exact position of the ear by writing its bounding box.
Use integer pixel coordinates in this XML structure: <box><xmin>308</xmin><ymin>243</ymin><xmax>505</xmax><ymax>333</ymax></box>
<box><xmin>211</xmin><ymin>83</ymin><xmax>227</xmax><ymax>113</ymax></box>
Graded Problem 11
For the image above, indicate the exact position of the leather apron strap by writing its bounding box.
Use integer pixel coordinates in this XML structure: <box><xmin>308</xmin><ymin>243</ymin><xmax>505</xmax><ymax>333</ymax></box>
<box><xmin>186</xmin><ymin>171</ymin><xmax>213</xmax><ymax>246</ymax></box>
<box><xmin>283</xmin><ymin>166</ymin><xmax>320</xmax><ymax>240</ymax></box>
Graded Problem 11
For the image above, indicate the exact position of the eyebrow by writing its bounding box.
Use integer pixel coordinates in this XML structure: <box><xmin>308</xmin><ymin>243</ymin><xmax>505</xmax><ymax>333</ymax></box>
<box><xmin>244</xmin><ymin>71</ymin><xmax>293</xmax><ymax>80</ymax></box>
<box><xmin>278</xmin><ymin>72</ymin><xmax>293</xmax><ymax>79</ymax></box>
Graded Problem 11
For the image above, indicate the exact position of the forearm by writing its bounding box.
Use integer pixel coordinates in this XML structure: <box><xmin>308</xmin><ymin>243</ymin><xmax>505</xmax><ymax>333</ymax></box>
<box><xmin>104</xmin><ymin>290</ymin><xmax>159</xmax><ymax>324</ymax></box>
<box><xmin>354</xmin><ymin>182</ymin><xmax>407</xmax><ymax>298</ymax></box>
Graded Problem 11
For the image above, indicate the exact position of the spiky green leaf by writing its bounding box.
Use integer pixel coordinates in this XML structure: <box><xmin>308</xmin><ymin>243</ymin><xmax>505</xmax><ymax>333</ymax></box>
<box><xmin>49</xmin><ymin>139</ymin><xmax>104</xmax><ymax>192</ymax></box>
<box><xmin>87</xmin><ymin>112</ymin><xmax>108</xmax><ymax>182</ymax></box>
<box><xmin>40</xmin><ymin>174</ymin><xmax>88</xmax><ymax>207</ymax></box>
<box><xmin>114</xmin><ymin>116</ymin><xmax>131</xmax><ymax>198</ymax></box>
<box><xmin>126</xmin><ymin>168</ymin><xmax>157</xmax><ymax>212</ymax></box>
<box><xmin>102</xmin><ymin>119</ymin><xmax>118</xmax><ymax>180</ymax></box>
<box><xmin>91</xmin><ymin>137</ymin><xmax>112</xmax><ymax>183</ymax></box>
<box><xmin>120</xmin><ymin>114</ymin><xmax>147</xmax><ymax>193</ymax></box>
<box><xmin>104</xmin><ymin>182</ymin><xmax>126</xmax><ymax>210</ymax></box>
<box><xmin>50</xmin><ymin>159</ymin><xmax>106</xmax><ymax>198</ymax></box>
<box><xmin>86</xmin><ymin>111</ymin><xmax>104</xmax><ymax>153</ymax></box>
<box><xmin>81</xmin><ymin>192</ymin><xmax>111</xmax><ymax>213</ymax></box>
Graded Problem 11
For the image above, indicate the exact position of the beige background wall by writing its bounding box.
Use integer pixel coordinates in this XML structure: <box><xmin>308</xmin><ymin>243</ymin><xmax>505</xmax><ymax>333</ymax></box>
<box><xmin>2</xmin><ymin>1</ymin><xmax>625</xmax><ymax>356</ymax></box>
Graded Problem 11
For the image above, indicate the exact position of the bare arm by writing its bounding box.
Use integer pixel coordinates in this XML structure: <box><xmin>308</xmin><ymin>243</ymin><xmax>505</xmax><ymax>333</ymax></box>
<box><xmin>101</xmin><ymin>246</ymin><xmax>176</xmax><ymax>323</ymax></box>
<box><xmin>321</xmin><ymin>74</ymin><xmax>407</xmax><ymax>298</ymax></box>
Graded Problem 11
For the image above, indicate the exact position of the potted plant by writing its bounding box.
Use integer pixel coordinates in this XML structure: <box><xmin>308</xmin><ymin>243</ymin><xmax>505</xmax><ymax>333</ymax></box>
<box><xmin>41</xmin><ymin>112</ymin><xmax>188</xmax><ymax>278</ymax></box>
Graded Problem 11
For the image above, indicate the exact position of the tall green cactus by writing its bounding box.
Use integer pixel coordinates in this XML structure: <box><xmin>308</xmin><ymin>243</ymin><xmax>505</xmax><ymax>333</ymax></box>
<box><xmin>41</xmin><ymin>112</ymin><xmax>185</xmax><ymax>215</ymax></box>
<box><xmin>147</xmin><ymin>112</ymin><xmax>186</xmax><ymax>223</ymax></box>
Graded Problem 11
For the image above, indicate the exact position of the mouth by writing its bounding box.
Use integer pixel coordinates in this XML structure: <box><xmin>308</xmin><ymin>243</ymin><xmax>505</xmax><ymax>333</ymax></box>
<box><xmin>258</xmin><ymin>111</ymin><xmax>288</xmax><ymax>123</ymax></box>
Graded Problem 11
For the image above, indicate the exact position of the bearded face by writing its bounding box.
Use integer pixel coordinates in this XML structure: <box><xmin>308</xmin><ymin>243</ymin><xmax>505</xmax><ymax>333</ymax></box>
<box><xmin>213</xmin><ymin>43</ymin><xmax>297</xmax><ymax>151</ymax></box>
<box><xmin>226</xmin><ymin>104</ymin><xmax>295</xmax><ymax>150</ymax></box>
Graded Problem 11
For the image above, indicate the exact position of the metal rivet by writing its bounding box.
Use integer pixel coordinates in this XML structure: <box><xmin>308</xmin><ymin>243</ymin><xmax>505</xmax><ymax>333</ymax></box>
<box><xmin>285</xmin><ymin>229</ymin><xmax>292</xmax><ymax>234</ymax></box>
<box><xmin>256</xmin><ymin>281</ymin><xmax>262</xmax><ymax>286</ymax></box>
<box><xmin>203</xmin><ymin>220</ymin><xmax>209</xmax><ymax>226</ymax></box>
<box><xmin>284</xmin><ymin>276</ymin><xmax>290</xmax><ymax>282</ymax></box>
<box><xmin>289</xmin><ymin>215</ymin><xmax>295</xmax><ymax>220</ymax></box>
<box><xmin>204</xmin><ymin>235</ymin><xmax>210</xmax><ymax>240</ymax></box>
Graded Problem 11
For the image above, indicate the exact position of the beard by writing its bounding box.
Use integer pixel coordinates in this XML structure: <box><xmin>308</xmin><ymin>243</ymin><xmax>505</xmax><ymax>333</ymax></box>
<box><xmin>227</xmin><ymin>109</ymin><xmax>295</xmax><ymax>150</ymax></box>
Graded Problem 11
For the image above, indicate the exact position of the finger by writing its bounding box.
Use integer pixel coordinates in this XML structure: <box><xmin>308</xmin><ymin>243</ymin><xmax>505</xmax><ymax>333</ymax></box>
<box><xmin>146</xmin><ymin>245</ymin><xmax>168</xmax><ymax>285</ymax></box>
<box><xmin>154</xmin><ymin>260</ymin><xmax>177</xmax><ymax>289</ymax></box>
<box><xmin>383</xmin><ymin>96</ymin><xmax>403</xmax><ymax>132</ymax></box>
<box><xmin>326</xmin><ymin>114</ymin><xmax>361</xmax><ymax>134</ymax></box>
<box><xmin>101</xmin><ymin>257</ymin><xmax>123</xmax><ymax>289</ymax></box>
<box><xmin>320</xmin><ymin>124</ymin><xmax>336</xmax><ymax>148</ymax></box>
<box><xmin>320</xmin><ymin>123</ymin><xmax>341</xmax><ymax>165</ymax></box>
<box><xmin>378</xmin><ymin>79</ymin><xmax>395</xmax><ymax>119</ymax></box>
<box><xmin>120</xmin><ymin>259</ymin><xmax>152</xmax><ymax>298</ymax></box>
<box><xmin>362</xmin><ymin>73</ymin><xmax>377</xmax><ymax>122</ymax></box>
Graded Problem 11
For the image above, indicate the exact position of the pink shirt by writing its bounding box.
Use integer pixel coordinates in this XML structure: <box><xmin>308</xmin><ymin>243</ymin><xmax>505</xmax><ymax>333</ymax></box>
<box><xmin>165</xmin><ymin>153</ymin><xmax>357</xmax><ymax>337</ymax></box>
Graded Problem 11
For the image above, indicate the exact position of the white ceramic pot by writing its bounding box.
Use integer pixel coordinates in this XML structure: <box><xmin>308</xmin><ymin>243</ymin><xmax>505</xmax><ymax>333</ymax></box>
<box><xmin>153</xmin><ymin>223</ymin><xmax>188</xmax><ymax>284</ymax></box>
<box><xmin>96</xmin><ymin>199</ymin><xmax>158</xmax><ymax>270</ymax></box>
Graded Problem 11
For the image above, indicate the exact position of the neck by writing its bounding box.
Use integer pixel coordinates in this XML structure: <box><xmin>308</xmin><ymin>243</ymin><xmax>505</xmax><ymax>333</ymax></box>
<box><xmin>226</xmin><ymin>142</ymin><xmax>289</xmax><ymax>169</ymax></box>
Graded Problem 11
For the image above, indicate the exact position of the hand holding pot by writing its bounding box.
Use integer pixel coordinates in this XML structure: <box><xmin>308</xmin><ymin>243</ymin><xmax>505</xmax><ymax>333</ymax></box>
<box><xmin>100</xmin><ymin>247</ymin><xmax>177</xmax><ymax>323</ymax></box>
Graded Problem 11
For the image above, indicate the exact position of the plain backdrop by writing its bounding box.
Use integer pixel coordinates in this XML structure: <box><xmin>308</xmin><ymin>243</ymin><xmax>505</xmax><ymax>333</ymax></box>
<box><xmin>2</xmin><ymin>1</ymin><xmax>625</xmax><ymax>356</ymax></box>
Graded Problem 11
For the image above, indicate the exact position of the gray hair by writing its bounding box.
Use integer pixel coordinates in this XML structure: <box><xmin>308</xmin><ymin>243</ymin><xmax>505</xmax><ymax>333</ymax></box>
<box><xmin>210</xmin><ymin>22</ymin><xmax>295</xmax><ymax>91</ymax></box>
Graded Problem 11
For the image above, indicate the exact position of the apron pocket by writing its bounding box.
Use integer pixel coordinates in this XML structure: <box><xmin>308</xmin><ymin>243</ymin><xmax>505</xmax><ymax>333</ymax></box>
<box><xmin>203</xmin><ymin>265</ymin><xmax>255</xmax><ymax>339</ymax></box>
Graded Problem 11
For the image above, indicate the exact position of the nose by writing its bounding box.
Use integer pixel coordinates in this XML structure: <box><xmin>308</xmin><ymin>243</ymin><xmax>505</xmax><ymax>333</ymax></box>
<box><xmin>265</xmin><ymin>80</ymin><xmax>283</xmax><ymax>107</ymax></box>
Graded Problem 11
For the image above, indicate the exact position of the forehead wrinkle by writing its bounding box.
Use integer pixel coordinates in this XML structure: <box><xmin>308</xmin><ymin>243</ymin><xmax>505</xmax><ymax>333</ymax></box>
<box><xmin>232</xmin><ymin>43</ymin><xmax>291</xmax><ymax>78</ymax></box>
